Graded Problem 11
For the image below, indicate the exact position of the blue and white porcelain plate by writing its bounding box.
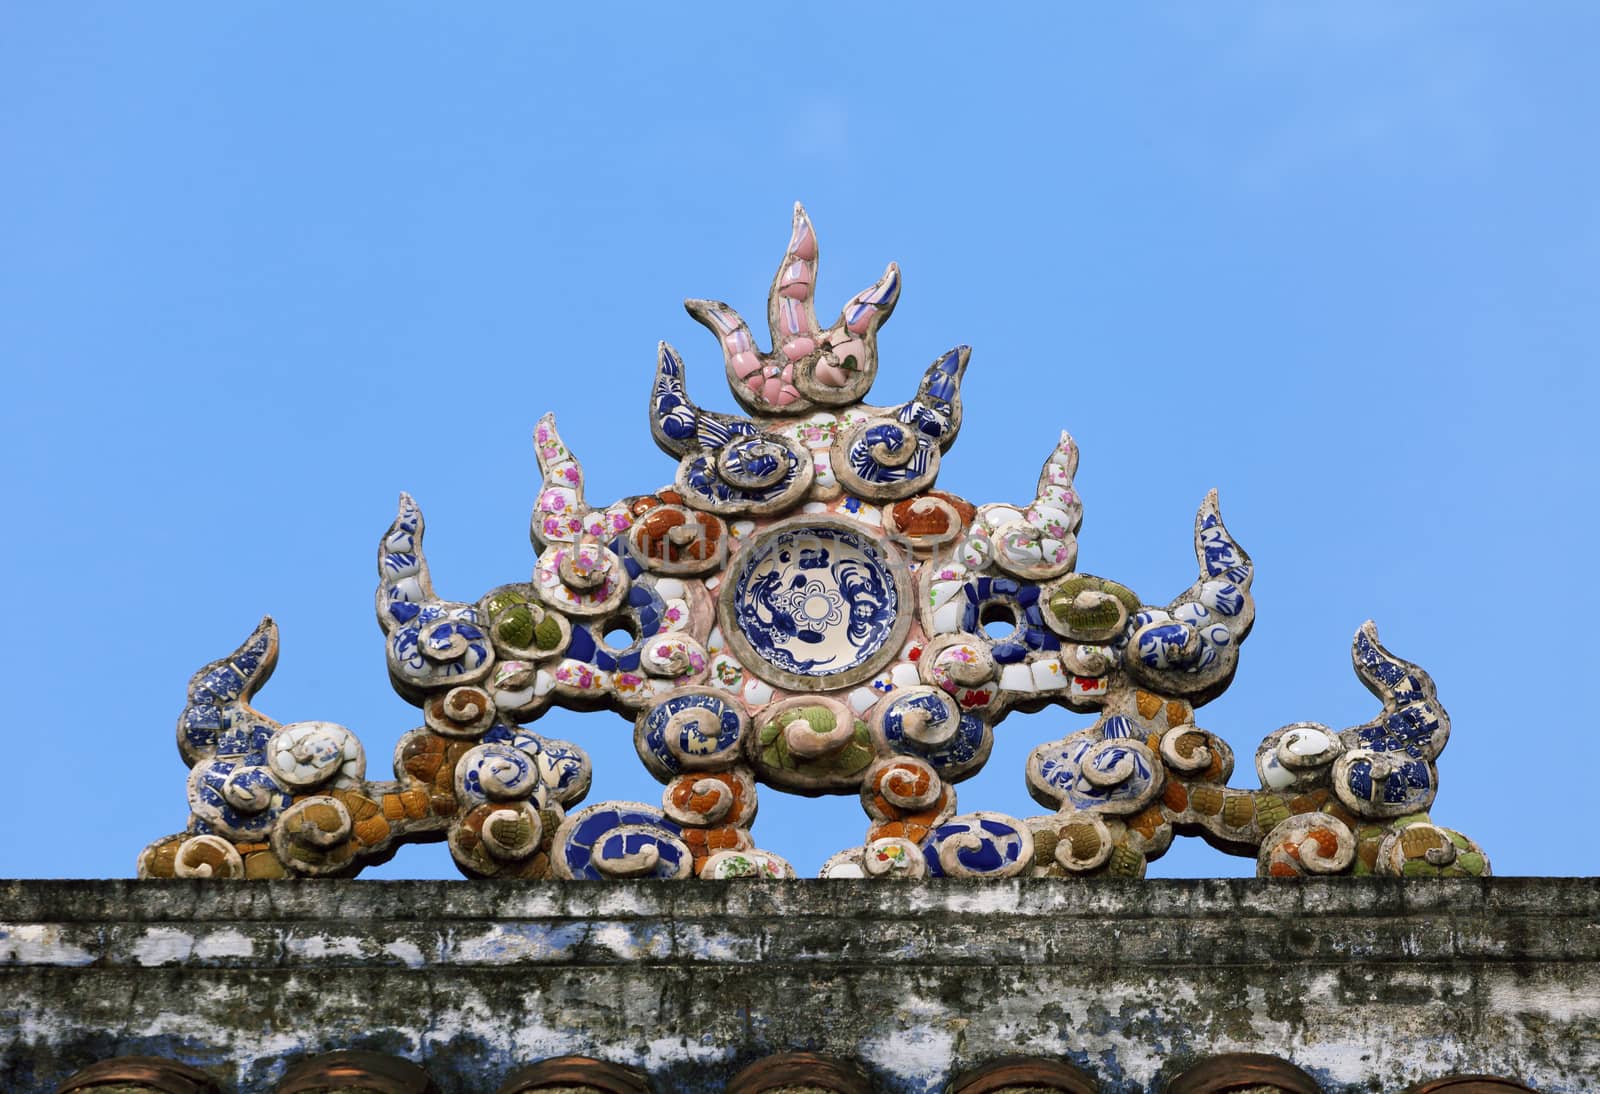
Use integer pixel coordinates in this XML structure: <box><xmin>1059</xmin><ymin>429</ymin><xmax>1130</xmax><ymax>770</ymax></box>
<box><xmin>721</xmin><ymin>518</ymin><xmax>911</xmax><ymax>690</ymax></box>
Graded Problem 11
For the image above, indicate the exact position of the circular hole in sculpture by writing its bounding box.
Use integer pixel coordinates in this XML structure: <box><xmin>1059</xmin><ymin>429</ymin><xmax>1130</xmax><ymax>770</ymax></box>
<box><xmin>602</xmin><ymin>622</ymin><xmax>638</xmax><ymax>650</ymax></box>
<box><xmin>980</xmin><ymin>603</ymin><xmax>1019</xmax><ymax>641</ymax></box>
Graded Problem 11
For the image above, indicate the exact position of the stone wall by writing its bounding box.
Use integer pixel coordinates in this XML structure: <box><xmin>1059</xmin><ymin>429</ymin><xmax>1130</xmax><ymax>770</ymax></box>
<box><xmin>1</xmin><ymin>878</ymin><xmax>1594</xmax><ymax>1092</ymax></box>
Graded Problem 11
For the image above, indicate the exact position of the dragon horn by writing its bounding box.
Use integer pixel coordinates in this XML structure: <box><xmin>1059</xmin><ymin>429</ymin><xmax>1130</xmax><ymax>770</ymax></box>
<box><xmin>649</xmin><ymin>341</ymin><xmax>703</xmax><ymax>457</ymax></box>
<box><xmin>837</xmin><ymin>261</ymin><xmax>901</xmax><ymax>340</ymax></box>
<box><xmin>1193</xmin><ymin>489</ymin><xmax>1254</xmax><ymax>591</ymax></box>
<box><xmin>767</xmin><ymin>201</ymin><xmax>823</xmax><ymax>356</ymax></box>
<box><xmin>1350</xmin><ymin>621</ymin><xmax>1450</xmax><ymax>761</ymax></box>
<box><xmin>531</xmin><ymin>412</ymin><xmax>593</xmax><ymax>547</ymax></box>
<box><xmin>376</xmin><ymin>492</ymin><xmax>436</xmax><ymax>633</ymax></box>
<box><xmin>176</xmin><ymin>616</ymin><xmax>282</xmax><ymax>767</ymax></box>
<box><xmin>897</xmin><ymin>345</ymin><xmax>971</xmax><ymax>449</ymax></box>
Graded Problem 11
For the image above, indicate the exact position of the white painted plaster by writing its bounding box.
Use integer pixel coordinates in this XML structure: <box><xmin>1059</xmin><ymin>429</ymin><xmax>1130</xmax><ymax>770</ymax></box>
<box><xmin>0</xmin><ymin>924</ymin><xmax>95</xmax><ymax>966</ymax></box>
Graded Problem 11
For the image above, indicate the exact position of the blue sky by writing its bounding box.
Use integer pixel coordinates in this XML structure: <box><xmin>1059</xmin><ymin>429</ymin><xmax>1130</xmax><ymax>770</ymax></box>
<box><xmin>2</xmin><ymin>5</ymin><xmax>1595</xmax><ymax>879</ymax></box>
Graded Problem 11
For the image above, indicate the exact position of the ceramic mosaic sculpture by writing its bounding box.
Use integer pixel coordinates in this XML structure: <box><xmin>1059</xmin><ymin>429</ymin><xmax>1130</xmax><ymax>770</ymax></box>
<box><xmin>138</xmin><ymin>206</ymin><xmax>1489</xmax><ymax>883</ymax></box>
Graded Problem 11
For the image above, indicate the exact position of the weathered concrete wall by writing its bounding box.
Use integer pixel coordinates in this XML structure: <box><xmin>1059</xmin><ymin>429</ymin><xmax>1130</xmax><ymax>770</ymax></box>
<box><xmin>1</xmin><ymin>878</ymin><xmax>1594</xmax><ymax>1093</ymax></box>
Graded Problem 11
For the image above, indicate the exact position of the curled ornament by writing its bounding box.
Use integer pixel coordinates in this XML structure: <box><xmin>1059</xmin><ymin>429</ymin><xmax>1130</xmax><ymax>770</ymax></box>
<box><xmin>188</xmin><ymin>759</ymin><xmax>291</xmax><ymax>840</ymax></box>
<box><xmin>480</xmin><ymin>584</ymin><xmax>571</xmax><ymax>663</ymax></box>
<box><xmin>1258</xmin><ymin>814</ymin><xmax>1357</xmax><ymax>878</ymax></box>
<box><xmin>862</xmin><ymin>755</ymin><xmax>946</xmax><ymax>815</ymax></box>
<box><xmin>272</xmin><ymin>795</ymin><xmax>356</xmax><ymax>877</ymax></box>
<box><xmin>1256</xmin><ymin>721</ymin><xmax>1344</xmax><ymax>792</ymax></box>
<box><xmin>635</xmin><ymin>688</ymin><xmax>747</xmax><ymax>781</ymax></box>
<box><xmin>526</xmin><ymin>733</ymin><xmax>593</xmax><ymax>808</ymax></box>
<box><xmin>1332</xmin><ymin>749</ymin><xmax>1437</xmax><ymax>818</ymax></box>
<box><xmin>1027</xmin><ymin>810</ymin><xmax>1116</xmax><ymax>874</ymax></box>
<box><xmin>817</xmin><ymin>840</ymin><xmax>928</xmax><ymax>879</ymax></box>
<box><xmin>862</xmin><ymin>837</ymin><xmax>929</xmax><ymax>879</ymax></box>
<box><xmin>918</xmin><ymin>635</ymin><xmax>1002</xmax><ymax>715</ymax></box>
<box><xmin>422</xmin><ymin>685</ymin><xmax>498</xmax><ymax>740</ymax></box>
<box><xmin>267</xmin><ymin>721</ymin><xmax>365</xmax><ymax>791</ymax></box>
<box><xmin>699</xmin><ymin>849</ymin><xmax>796</xmax><ymax>880</ymax></box>
<box><xmin>860</xmin><ymin>756</ymin><xmax>956</xmax><ymax>847</ymax></box>
<box><xmin>376</xmin><ymin>494</ymin><xmax>495</xmax><ymax>701</ymax></box>
<box><xmin>872</xmin><ymin>686</ymin><xmax>993</xmax><ymax>782</ymax></box>
<box><xmin>1125</xmin><ymin>491</ymin><xmax>1254</xmax><ymax>703</ymax></box>
<box><xmin>974</xmin><ymin>431</ymin><xmax>1083</xmax><ymax>582</ymax></box>
<box><xmin>661</xmin><ymin>769</ymin><xmax>756</xmax><ymax>829</ymax></box>
<box><xmin>832</xmin><ymin>347</ymin><xmax>969</xmax><ymax>501</ymax></box>
<box><xmin>550</xmin><ymin>802</ymin><xmax>692</xmax><ymax>881</ymax></box>
<box><xmin>883</xmin><ymin>490</ymin><xmax>976</xmax><ymax>557</ymax></box>
<box><xmin>1158</xmin><ymin>722</ymin><xmax>1234</xmax><ymax>783</ymax></box>
<box><xmin>1026</xmin><ymin>726</ymin><xmax>1163</xmax><ymax>815</ymax></box>
<box><xmin>1041</xmin><ymin>574</ymin><xmax>1140</xmax><ymax>645</ymax></box>
<box><xmin>534</xmin><ymin>534</ymin><xmax>631</xmax><ymax>617</ymax></box>
<box><xmin>449</xmin><ymin>801</ymin><xmax>545</xmax><ymax>878</ymax></box>
<box><xmin>923</xmin><ymin>812</ymin><xmax>1035</xmax><ymax>878</ymax></box>
<box><xmin>1374</xmin><ymin>820</ymin><xmax>1489</xmax><ymax>877</ymax></box>
<box><xmin>628</xmin><ymin>503</ymin><xmax>728</xmax><ymax>576</ymax></box>
<box><xmin>651</xmin><ymin>343</ymin><xmax>815</xmax><ymax>515</ymax></box>
<box><xmin>752</xmin><ymin>697</ymin><xmax>874</xmax><ymax>792</ymax></box>
<box><xmin>454</xmin><ymin>743</ymin><xmax>545</xmax><ymax>806</ymax></box>
<box><xmin>170</xmin><ymin>835</ymin><xmax>246</xmax><ymax>880</ymax></box>
<box><xmin>639</xmin><ymin>633</ymin><xmax>710</xmax><ymax>683</ymax></box>
<box><xmin>487</xmin><ymin>728</ymin><xmax>591</xmax><ymax>809</ymax></box>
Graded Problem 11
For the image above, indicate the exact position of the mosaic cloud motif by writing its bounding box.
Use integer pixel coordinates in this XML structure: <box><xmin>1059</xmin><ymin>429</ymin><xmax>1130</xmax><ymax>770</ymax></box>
<box><xmin>140</xmin><ymin>206</ymin><xmax>1486</xmax><ymax>883</ymax></box>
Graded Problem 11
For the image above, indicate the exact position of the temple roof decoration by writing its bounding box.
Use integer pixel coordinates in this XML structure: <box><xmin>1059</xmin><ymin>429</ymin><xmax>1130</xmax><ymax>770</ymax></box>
<box><xmin>139</xmin><ymin>206</ymin><xmax>1487</xmax><ymax>882</ymax></box>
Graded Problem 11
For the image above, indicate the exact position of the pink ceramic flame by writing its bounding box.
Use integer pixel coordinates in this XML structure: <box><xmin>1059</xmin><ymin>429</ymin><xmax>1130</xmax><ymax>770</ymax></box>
<box><xmin>813</xmin><ymin>363</ymin><xmax>849</xmax><ymax>388</ymax></box>
<box><xmin>754</xmin><ymin>362</ymin><xmax>799</xmax><ymax>405</ymax></box>
<box><xmin>788</xmin><ymin>209</ymin><xmax>817</xmax><ymax>261</ymax></box>
<box><xmin>780</xmin><ymin>336</ymin><xmax>815</xmax><ymax>362</ymax></box>
<box><xmin>779</xmin><ymin>259</ymin><xmax>813</xmax><ymax>300</ymax></box>
<box><xmin>772</xmin><ymin>204</ymin><xmax>821</xmax><ymax>367</ymax></box>
<box><xmin>845</xmin><ymin>304</ymin><xmax>879</xmax><ymax>336</ymax></box>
